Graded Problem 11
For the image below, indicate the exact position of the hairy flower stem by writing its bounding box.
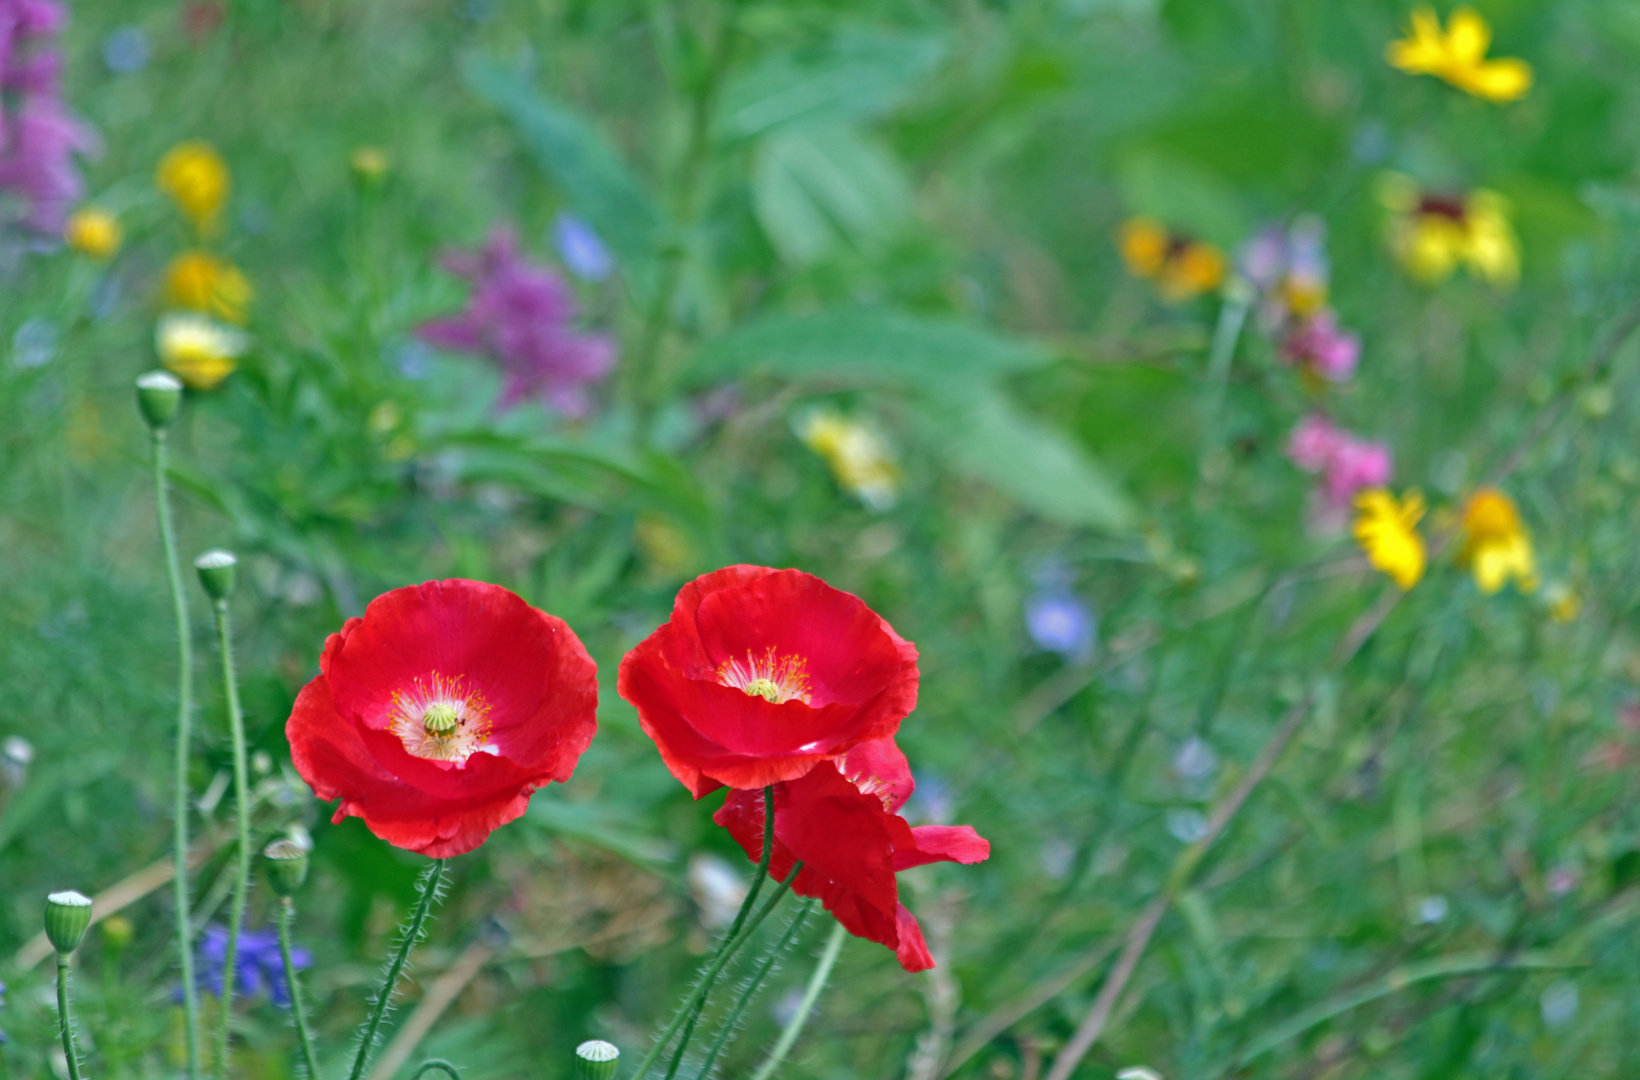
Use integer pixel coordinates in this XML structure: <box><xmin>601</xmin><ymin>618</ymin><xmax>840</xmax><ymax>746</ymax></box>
<box><xmin>748</xmin><ymin>919</ymin><xmax>846</xmax><ymax>1080</ymax></box>
<box><xmin>628</xmin><ymin>0</ymin><xmax>744</xmax><ymax>439</ymax></box>
<box><xmin>658</xmin><ymin>787</ymin><xmax>775</xmax><ymax>1080</ymax></box>
<box><xmin>277</xmin><ymin>898</ymin><xmax>322</xmax><ymax>1080</ymax></box>
<box><xmin>56</xmin><ymin>955</ymin><xmax>85</xmax><ymax>1080</ymax></box>
<box><xmin>408</xmin><ymin>1062</ymin><xmax>462</xmax><ymax>1080</ymax></box>
<box><xmin>693</xmin><ymin>898</ymin><xmax>817</xmax><ymax>1080</ymax></box>
<box><xmin>210</xmin><ymin>596</ymin><xmax>253</xmax><ymax>1080</ymax></box>
<box><xmin>153</xmin><ymin>427</ymin><xmax>202</xmax><ymax>1080</ymax></box>
<box><xmin>347</xmin><ymin>859</ymin><xmax>449</xmax><ymax>1080</ymax></box>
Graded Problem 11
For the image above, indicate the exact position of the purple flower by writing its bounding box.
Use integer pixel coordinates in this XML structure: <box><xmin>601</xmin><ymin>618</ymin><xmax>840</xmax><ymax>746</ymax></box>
<box><xmin>418</xmin><ymin>228</ymin><xmax>616</xmax><ymax>417</ymax></box>
<box><xmin>552</xmin><ymin>212</ymin><xmax>613</xmax><ymax>281</ymax></box>
<box><xmin>1281</xmin><ymin>309</ymin><xmax>1361</xmax><ymax>383</ymax></box>
<box><xmin>1286</xmin><ymin>414</ymin><xmax>1392</xmax><ymax>509</ymax></box>
<box><xmin>1025</xmin><ymin>592</ymin><xmax>1096</xmax><ymax>661</ymax></box>
<box><xmin>198</xmin><ymin>924</ymin><xmax>309</xmax><ymax>1008</ymax></box>
<box><xmin>0</xmin><ymin>0</ymin><xmax>95</xmax><ymax>235</ymax></box>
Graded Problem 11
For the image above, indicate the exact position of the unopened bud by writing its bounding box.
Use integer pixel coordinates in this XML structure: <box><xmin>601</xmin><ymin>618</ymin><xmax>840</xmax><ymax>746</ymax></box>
<box><xmin>194</xmin><ymin>549</ymin><xmax>237</xmax><ymax>601</ymax></box>
<box><xmin>44</xmin><ymin>891</ymin><xmax>93</xmax><ymax>954</ymax></box>
<box><xmin>262</xmin><ymin>838</ymin><xmax>310</xmax><ymax>897</ymax></box>
<box><xmin>136</xmin><ymin>371</ymin><xmax>183</xmax><ymax>429</ymax></box>
<box><xmin>575</xmin><ymin>1039</ymin><xmax>619</xmax><ymax>1080</ymax></box>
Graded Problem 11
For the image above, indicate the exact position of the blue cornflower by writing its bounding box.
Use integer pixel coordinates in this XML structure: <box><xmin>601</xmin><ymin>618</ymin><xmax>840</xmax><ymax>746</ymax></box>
<box><xmin>198</xmin><ymin>925</ymin><xmax>309</xmax><ymax>1008</ymax></box>
<box><xmin>1025</xmin><ymin>592</ymin><xmax>1096</xmax><ymax>661</ymax></box>
<box><xmin>553</xmin><ymin>212</ymin><xmax>613</xmax><ymax>281</ymax></box>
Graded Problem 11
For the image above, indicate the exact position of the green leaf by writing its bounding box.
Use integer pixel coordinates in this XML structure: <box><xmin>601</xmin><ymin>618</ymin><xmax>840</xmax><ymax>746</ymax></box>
<box><xmin>913</xmin><ymin>386</ymin><xmax>1138</xmax><ymax>532</ymax></box>
<box><xmin>721</xmin><ymin>31</ymin><xmax>946</xmax><ymax>138</ymax></box>
<box><xmin>752</xmin><ymin>122</ymin><xmax>917</xmax><ymax>265</ymax></box>
<box><xmin>685</xmin><ymin>309</ymin><xmax>1050</xmax><ymax>388</ymax></box>
<box><xmin>461</xmin><ymin>57</ymin><xmax>663</xmax><ymax>263</ymax></box>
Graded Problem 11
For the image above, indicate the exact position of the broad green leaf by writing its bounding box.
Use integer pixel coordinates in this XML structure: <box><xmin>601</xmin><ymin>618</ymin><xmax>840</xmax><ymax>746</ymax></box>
<box><xmin>913</xmin><ymin>385</ymin><xmax>1138</xmax><ymax>532</ymax></box>
<box><xmin>753</xmin><ymin>122</ymin><xmax>917</xmax><ymax>266</ymax></box>
<box><xmin>721</xmin><ymin>31</ymin><xmax>946</xmax><ymax>138</ymax></box>
<box><xmin>685</xmin><ymin>309</ymin><xmax>1049</xmax><ymax>388</ymax></box>
<box><xmin>461</xmin><ymin>57</ymin><xmax>662</xmax><ymax>262</ymax></box>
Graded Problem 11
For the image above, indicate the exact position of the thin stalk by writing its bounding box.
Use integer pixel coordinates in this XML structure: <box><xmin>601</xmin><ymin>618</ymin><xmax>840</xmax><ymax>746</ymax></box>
<box><xmin>627</xmin><ymin>0</ymin><xmax>744</xmax><ymax>437</ymax></box>
<box><xmin>153</xmin><ymin>427</ymin><xmax>201</xmax><ymax>1080</ymax></box>
<box><xmin>409</xmin><ymin>1062</ymin><xmax>462</xmax><ymax>1080</ymax></box>
<box><xmin>694</xmin><ymin>898</ymin><xmax>817</xmax><ymax>1080</ymax></box>
<box><xmin>748</xmin><ymin>919</ymin><xmax>846</xmax><ymax>1080</ymax></box>
<box><xmin>346</xmin><ymin>859</ymin><xmax>449</xmax><ymax>1080</ymax></box>
<box><xmin>278</xmin><ymin>898</ymin><xmax>322</xmax><ymax>1080</ymax></box>
<box><xmin>56</xmin><ymin>955</ymin><xmax>84</xmax><ymax>1080</ymax></box>
<box><xmin>211</xmin><ymin>597</ymin><xmax>252</xmax><ymax>1080</ymax></box>
<box><xmin>660</xmin><ymin>786</ymin><xmax>775</xmax><ymax>1080</ymax></box>
<box><xmin>629</xmin><ymin>861</ymin><xmax>802</xmax><ymax>1080</ymax></box>
<box><xmin>1198</xmin><ymin>287</ymin><xmax>1250</xmax><ymax>482</ymax></box>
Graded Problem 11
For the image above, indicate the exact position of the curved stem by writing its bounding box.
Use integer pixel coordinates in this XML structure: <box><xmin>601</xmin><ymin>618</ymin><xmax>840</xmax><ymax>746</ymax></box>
<box><xmin>660</xmin><ymin>787</ymin><xmax>776</xmax><ymax>1080</ymax></box>
<box><xmin>278</xmin><ymin>898</ymin><xmax>322</xmax><ymax>1080</ymax></box>
<box><xmin>748</xmin><ymin>919</ymin><xmax>846</xmax><ymax>1080</ymax></box>
<box><xmin>211</xmin><ymin>597</ymin><xmax>252</xmax><ymax>1080</ymax></box>
<box><xmin>153</xmin><ymin>428</ymin><xmax>201</xmax><ymax>1080</ymax></box>
<box><xmin>347</xmin><ymin>859</ymin><xmax>449</xmax><ymax>1080</ymax></box>
<box><xmin>409</xmin><ymin>1060</ymin><xmax>462</xmax><ymax>1080</ymax></box>
<box><xmin>629</xmin><ymin>858</ymin><xmax>801</xmax><ymax>1080</ymax></box>
<box><xmin>56</xmin><ymin>955</ymin><xmax>84</xmax><ymax>1080</ymax></box>
<box><xmin>694</xmin><ymin>898</ymin><xmax>816</xmax><ymax>1080</ymax></box>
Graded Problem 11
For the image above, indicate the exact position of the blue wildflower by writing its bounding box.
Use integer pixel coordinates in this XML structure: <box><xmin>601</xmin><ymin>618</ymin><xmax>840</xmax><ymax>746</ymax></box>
<box><xmin>1024</xmin><ymin>592</ymin><xmax>1096</xmax><ymax>661</ymax></box>
<box><xmin>198</xmin><ymin>924</ymin><xmax>309</xmax><ymax>1008</ymax></box>
<box><xmin>553</xmin><ymin>212</ymin><xmax>613</xmax><ymax>281</ymax></box>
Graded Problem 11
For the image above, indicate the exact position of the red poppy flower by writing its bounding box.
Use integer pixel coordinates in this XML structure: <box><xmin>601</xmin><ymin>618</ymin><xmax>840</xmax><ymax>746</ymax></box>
<box><xmin>714</xmin><ymin>738</ymin><xmax>989</xmax><ymax>972</ymax></box>
<box><xmin>617</xmin><ymin>566</ymin><xmax>920</xmax><ymax>798</ymax></box>
<box><xmin>286</xmin><ymin>579</ymin><xmax>598</xmax><ymax>858</ymax></box>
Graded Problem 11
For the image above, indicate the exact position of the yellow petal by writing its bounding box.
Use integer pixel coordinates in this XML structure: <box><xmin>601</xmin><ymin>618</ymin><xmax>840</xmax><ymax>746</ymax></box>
<box><xmin>1387</xmin><ymin>8</ymin><xmax>1450</xmax><ymax>73</ymax></box>
<box><xmin>1446</xmin><ymin>7</ymin><xmax>1492</xmax><ymax>65</ymax></box>
<box><xmin>1461</xmin><ymin>57</ymin><xmax>1533</xmax><ymax>102</ymax></box>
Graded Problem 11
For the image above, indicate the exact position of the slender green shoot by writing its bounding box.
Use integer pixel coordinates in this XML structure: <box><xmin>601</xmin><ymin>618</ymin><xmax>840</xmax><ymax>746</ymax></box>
<box><xmin>693</xmin><ymin>898</ymin><xmax>817</xmax><ymax>1080</ymax></box>
<box><xmin>346</xmin><ymin>858</ymin><xmax>449</xmax><ymax>1080</ymax></box>
<box><xmin>56</xmin><ymin>954</ymin><xmax>85</xmax><ymax>1080</ymax></box>
<box><xmin>277</xmin><ymin>897</ymin><xmax>323</xmax><ymax>1080</ymax></box>
<box><xmin>748</xmin><ymin>919</ymin><xmax>847</xmax><ymax>1080</ymax></box>
<box><xmin>210</xmin><ymin>596</ymin><xmax>253</xmax><ymax>1080</ymax></box>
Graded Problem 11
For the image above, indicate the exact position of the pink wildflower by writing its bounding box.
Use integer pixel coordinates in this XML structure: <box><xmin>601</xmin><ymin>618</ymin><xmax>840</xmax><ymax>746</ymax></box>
<box><xmin>1286</xmin><ymin>415</ymin><xmax>1392</xmax><ymax>509</ymax></box>
<box><xmin>1281</xmin><ymin>310</ymin><xmax>1361</xmax><ymax>383</ymax></box>
<box><xmin>418</xmin><ymin>228</ymin><xmax>617</xmax><ymax>418</ymax></box>
<box><xmin>0</xmin><ymin>0</ymin><xmax>95</xmax><ymax>234</ymax></box>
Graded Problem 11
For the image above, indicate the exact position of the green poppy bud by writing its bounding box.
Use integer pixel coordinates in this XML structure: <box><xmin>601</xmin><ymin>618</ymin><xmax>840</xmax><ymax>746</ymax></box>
<box><xmin>136</xmin><ymin>371</ymin><xmax>183</xmax><ymax>429</ymax></box>
<box><xmin>262</xmin><ymin>838</ymin><xmax>310</xmax><ymax>897</ymax></box>
<box><xmin>194</xmin><ymin>549</ymin><xmax>237</xmax><ymax>601</ymax></box>
<box><xmin>575</xmin><ymin>1040</ymin><xmax>619</xmax><ymax>1080</ymax></box>
<box><xmin>44</xmin><ymin>890</ymin><xmax>93</xmax><ymax>955</ymax></box>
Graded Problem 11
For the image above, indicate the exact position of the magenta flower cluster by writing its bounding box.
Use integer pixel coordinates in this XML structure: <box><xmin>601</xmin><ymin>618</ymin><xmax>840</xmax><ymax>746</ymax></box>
<box><xmin>1241</xmin><ymin>218</ymin><xmax>1361</xmax><ymax>383</ymax></box>
<box><xmin>1286</xmin><ymin>414</ymin><xmax>1392</xmax><ymax>510</ymax></box>
<box><xmin>0</xmin><ymin>0</ymin><xmax>95</xmax><ymax>234</ymax></box>
<box><xmin>418</xmin><ymin>228</ymin><xmax>616</xmax><ymax>418</ymax></box>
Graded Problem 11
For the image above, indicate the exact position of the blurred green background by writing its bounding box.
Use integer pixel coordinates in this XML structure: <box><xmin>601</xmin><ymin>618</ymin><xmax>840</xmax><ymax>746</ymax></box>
<box><xmin>5</xmin><ymin>0</ymin><xmax>1640</xmax><ymax>1077</ymax></box>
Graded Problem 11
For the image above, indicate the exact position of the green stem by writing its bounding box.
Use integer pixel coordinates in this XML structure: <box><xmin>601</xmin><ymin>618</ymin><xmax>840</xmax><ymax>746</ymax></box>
<box><xmin>153</xmin><ymin>428</ymin><xmax>201</xmax><ymax>1080</ymax></box>
<box><xmin>660</xmin><ymin>787</ymin><xmax>776</xmax><ymax>1080</ymax></box>
<box><xmin>56</xmin><ymin>955</ymin><xmax>84</xmax><ymax>1080</ymax></box>
<box><xmin>629</xmin><ymin>859</ymin><xmax>801</xmax><ymax>1080</ymax></box>
<box><xmin>748</xmin><ymin>919</ymin><xmax>846</xmax><ymax>1080</ymax></box>
<box><xmin>409</xmin><ymin>1062</ymin><xmax>462</xmax><ymax>1080</ymax></box>
<box><xmin>346</xmin><ymin>859</ymin><xmax>449</xmax><ymax>1080</ymax></box>
<box><xmin>693</xmin><ymin>898</ymin><xmax>817</xmax><ymax>1080</ymax></box>
<box><xmin>278</xmin><ymin>898</ymin><xmax>322</xmax><ymax>1080</ymax></box>
<box><xmin>211</xmin><ymin>597</ymin><xmax>253</xmax><ymax>1080</ymax></box>
<box><xmin>627</xmin><ymin>0</ymin><xmax>744</xmax><ymax>437</ymax></box>
<box><xmin>1198</xmin><ymin>288</ymin><xmax>1250</xmax><ymax>480</ymax></box>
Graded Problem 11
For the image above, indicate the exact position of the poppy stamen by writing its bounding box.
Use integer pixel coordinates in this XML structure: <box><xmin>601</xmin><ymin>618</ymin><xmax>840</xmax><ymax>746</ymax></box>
<box><xmin>389</xmin><ymin>672</ymin><xmax>495</xmax><ymax>765</ymax></box>
<box><xmin>718</xmin><ymin>648</ymin><xmax>812</xmax><ymax>706</ymax></box>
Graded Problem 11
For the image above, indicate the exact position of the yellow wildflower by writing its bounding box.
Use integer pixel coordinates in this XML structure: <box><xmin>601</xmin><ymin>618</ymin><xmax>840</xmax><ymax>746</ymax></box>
<box><xmin>1118</xmin><ymin>217</ymin><xmax>1226</xmax><ymax>302</ymax></box>
<box><xmin>1386</xmin><ymin>6</ymin><xmax>1532</xmax><ymax>103</ymax></box>
<box><xmin>1380</xmin><ymin>175</ymin><xmax>1519</xmax><ymax>289</ymax></box>
<box><xmin>156</xmin><ymin>312</ymin><xmax>248</xmax><ymax>391</ymax></box>
<box><xmin>350</xmin><ymin>146</ymin><xmax>391</xmax><ymax>184</ymax></box>
<box><xmin>64</xmin><ymin>208</ymin><xmax>122</xmax><ymax>260</ymax></box>
<box><xmin>1354</xmin><ymin>488</ymin><xmax>1427</xmax><ymax>590</ymax></box>
<box><xmin>156</xmin><ymin>141</ymin><xmax>230</xmax><ymax>233</ymax></box>
<box><xmin>798</xmin><ymin>410</ymin><xmax>900</xmax><ymax>510</ymax></box>
<box><xmin>1459</xmin><ymin>487</ymin><xmax>1537</xmax><ymax>594</ymax></box>
<box><xmin>164</xmin><ymin>251</ymin><xmax>253</xmax><ymax>324</ymax></box>
<box><xmin>1543</xmin><ymin>582</ymin><xmax>1580</xmax><ymax>623</ymax></box>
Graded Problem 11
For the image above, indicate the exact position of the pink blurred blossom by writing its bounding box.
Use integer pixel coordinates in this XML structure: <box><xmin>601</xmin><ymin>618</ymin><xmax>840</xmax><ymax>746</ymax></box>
<box><xmin>417</xmin><ymin>228</ymin><xmax>617</xmax><ymax>418</ymax></box>
<box><xmin>1281</xmin><ymin>310</ymin><xmax>1361</xmax><ymax>383</ymax></box>
<box><xmin>1286</xmin><ymin>415</ymin><xmax>1392</xmax><ymax>508</ymax></box>
<box><xmin>0</xmin><ymin>0</ymin><xmax>95</xmax><ymax>234</ymax></box>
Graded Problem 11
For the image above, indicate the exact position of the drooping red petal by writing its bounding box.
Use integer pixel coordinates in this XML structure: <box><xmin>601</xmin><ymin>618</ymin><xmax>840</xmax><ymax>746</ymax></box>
<box><xmin>894</xmin><ymin>825</ymin><xmax>991</xmax><ymax>872</ymax></box>
<box><xmin>893</xmin><ymin>904</ymin><xmax>935</xmax><ymax>972</ymax></box>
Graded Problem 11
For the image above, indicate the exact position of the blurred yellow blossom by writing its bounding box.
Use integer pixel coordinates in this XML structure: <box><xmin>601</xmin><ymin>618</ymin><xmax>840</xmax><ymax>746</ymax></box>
<box><xmin>157</xmin><ymin>312</ymin><xmax>247</xmax><ymax>390</ymax></box>
<box><xmin>798</xmin><ymin>410</ymin><xmax>900</xmax><ymax>510</ymax></box>
<box><xmin>1460</xmin><ymin>487</ymin><xmax>1537</xmax><ymax>594</ymax></box>
<box><xmin>165</xmin><ymin>251</ymin><xmax>253</xmax><ymax>323</ymax></box>
<box><xmin>350</xmin><ymin>146</ymin><xmax>391</xmax><ymax>184</ymax></box>
<box><xmin>1118</xmin><ymin>217</ymin><xmax>1225</xmax><ymax>301</ymax></box>
<box><xmin>156</xmin><ymin>140</ymin><xmax>229</xmax><ymax>233</ymax></box>
<box><xmin>1387</xmin><ymin>6</ymin><xmax>1532</xmax><ymax>103</ymax></box>
<box><xmin>1353</xmin><ymin>488</ymin><xmax>1426</xmax><ymax>590</ymax></box>
<box><xmin>1379</xmin><ymin>176</ymin><xmax>1518</xmax><ymax>289</ymax></box>
<box><xmin>64</xmin><ymin>208</ymin><xmax>122</xmax><ymax>260</ymax></box>
<box><xmin>635</xmin><ymin>516</ymin><xmax>693</xmax><ymax>577</ymax></box>
<box><xmin>1543</xmin><ymin>582</ymin><xmax>1580</xmax><ymax>623</ymax></box>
